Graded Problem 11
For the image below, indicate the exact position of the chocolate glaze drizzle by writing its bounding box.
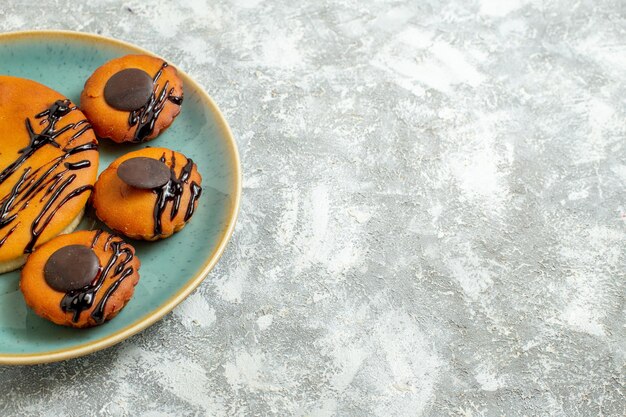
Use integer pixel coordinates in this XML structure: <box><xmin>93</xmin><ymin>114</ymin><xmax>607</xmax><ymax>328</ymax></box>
<box><xmin>151</xmin><ymin>152</ymin><xmax>202</xmax><ymax>236</ymax></box>
<box><xmin>0</xmin><ymin>224</ymin><xmax>18</xmax><ymax>247</ymax></box>
<box><xmin>185</xmin><ymin>182</ymin><xmax>202</xmax><ymax>221</ymax></box>
<box><xmin>60</xmin><ymin>230</ymin><xmax>135</xmax><ymax>324</ymax></box>
<box><xmin>0</xmin><ymin>100</ymin><xmax>97</xmax><ymax>251</ymax></box>
<box><xmin>128</xmin><ymin>63</ymin><xmax>183</xmax><ymax>143</ymax></box>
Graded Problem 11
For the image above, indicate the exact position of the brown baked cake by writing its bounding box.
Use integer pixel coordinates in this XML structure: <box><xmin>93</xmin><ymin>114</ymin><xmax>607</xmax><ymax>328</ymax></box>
<box><xmin>92</xmin><ymin>147</ymin><xmax>202</xmax><ymax>240</ymax></box>
<box><xmin>0</xmin><ymin>75</ymin><xmax>99</xmax><ymax>273</ymax></box>
<box><xmin>20</xmin><ymin>230</ymin><xmax>141</xmax><ymax>328</ymax></box>
<box><xmin>80</xmin><ymin>54</ymin><xmax>183</xmax><ymax>143</ymax></box>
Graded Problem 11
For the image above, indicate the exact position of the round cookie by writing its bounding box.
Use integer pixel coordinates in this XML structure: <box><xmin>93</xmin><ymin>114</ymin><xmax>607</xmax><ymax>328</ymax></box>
<box><xmin>20</xmin><ymin>230</ymin><xmax>140</xmax><ymax>328</ymax></box>
<box><xmin>92</xmin><ymin>148</ymin><xmax>203</xmax><ymax>240</ymax></box>
<box><xmin>80</xmin><ymin>54</ymin><xmax>183</xmax><ymax>143</ymax></box>
<box><xmin>0</xmin><ymin>76</ymin><xmax>99</xmax><ymax>272</ymax></box>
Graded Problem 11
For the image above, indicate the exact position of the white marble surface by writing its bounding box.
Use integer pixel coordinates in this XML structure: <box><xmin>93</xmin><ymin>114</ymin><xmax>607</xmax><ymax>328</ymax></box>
<box><xmin>1</xmin><ymin>0</ymin><xmax>625</xmax><ymax>416</ymax></box>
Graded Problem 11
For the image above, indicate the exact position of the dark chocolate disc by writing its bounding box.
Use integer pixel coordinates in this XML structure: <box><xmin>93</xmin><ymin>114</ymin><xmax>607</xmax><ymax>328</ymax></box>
<box><xmin>44</xmin><ymin>245</ymin><xmax>100</xmax><ymax>292</ymax></box>
<box><xmin>117</xmin><ymin>157</ymin><xmax>171</xmax><ymax>189</ymax></box>
<box><xmin>104</xmin><ymin>68</ymin><xmax>154</xmax><ymax>111</ymax></box>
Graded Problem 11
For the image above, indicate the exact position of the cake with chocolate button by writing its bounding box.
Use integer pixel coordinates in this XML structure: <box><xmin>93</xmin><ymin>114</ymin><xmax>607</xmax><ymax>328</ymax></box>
<box><xmin>20</xmin><ymin>230</ymin><xmax>140</xmax><ymax>328</ymax></box>
<box><xmin>80</xmin><ymin>54</ymin><xmax>183</xmax><ymax>143</ymax></box>
<box><xmin>92</xmin><ymin>147</ymin><xmax>202</xmax><ymax>240</ymax></box>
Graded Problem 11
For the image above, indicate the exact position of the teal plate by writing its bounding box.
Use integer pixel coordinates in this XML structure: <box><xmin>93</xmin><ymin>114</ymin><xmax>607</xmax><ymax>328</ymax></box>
<box><xmin>0</xmin><ymin>31</ymin><xmax>241</xmax><ymax>364</ymax></box>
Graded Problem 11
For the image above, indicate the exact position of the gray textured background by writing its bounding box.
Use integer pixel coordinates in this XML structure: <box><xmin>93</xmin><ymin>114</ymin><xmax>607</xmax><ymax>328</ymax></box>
<box><xmin>1</xmin><ymin>0</ymin><xmax>625</xmax><ymax>416</ymax></box>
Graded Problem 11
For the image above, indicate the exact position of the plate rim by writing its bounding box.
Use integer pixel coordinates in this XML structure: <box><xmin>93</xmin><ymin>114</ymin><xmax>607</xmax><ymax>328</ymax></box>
<box><xmin>0</xmin><ymin>30</ymin><xmax>242</xmax><ymax>365</ymax></box>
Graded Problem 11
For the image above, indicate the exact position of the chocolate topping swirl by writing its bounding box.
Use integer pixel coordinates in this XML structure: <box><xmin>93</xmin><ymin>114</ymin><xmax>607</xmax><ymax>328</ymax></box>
<box><xmin>127</xmin><ymin>62</ymin><xmax>183</xmax><ymax>142</ymax></box>
<box><xmin>60</xmin><ymin>230</ymin><xmax>136</xmax><ymax>324</ymax></box>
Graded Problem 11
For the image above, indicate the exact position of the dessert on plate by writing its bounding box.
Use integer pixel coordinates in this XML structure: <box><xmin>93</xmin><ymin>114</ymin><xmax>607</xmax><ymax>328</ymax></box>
<box><xmin>80</xmin><ymin>54</ymin><xmax>183</xmax><ymax>143</ymax></box>
<box><xmin>0</xmin><ymin>76</ymin><xmax>99</xmax><ymax>273</ymax></box>
<box><xmin>3</xmin><ymin>50</ymin><xmax>205</xmax><ymax>332</ymax></box>
<box><xmin>92</xmin><ymin>147</ymin><xmax>203</xmax><ymax>241</ymax></box>
<box><xmin>20</xmin><ymin>229</ymin><xmax>141</xmax><ymax>328</ymax></box>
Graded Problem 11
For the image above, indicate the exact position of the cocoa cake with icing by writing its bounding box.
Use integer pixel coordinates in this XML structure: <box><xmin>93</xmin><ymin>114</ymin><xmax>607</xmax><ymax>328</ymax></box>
<box><xmin>92</xmin><ymin>147</ymin><xmax>202</xmax><ymax>240</ymax></box>
<box><xmin>80</xmin><ymin>54</ymin><xmax>183</xmax><ymax>143</ymax></box>
<box><xmin>20</xmin><ymin>230</ymin><xmax>141</xmax><ymax>328</ymax></box>
<box><xmin>0</xmin><ymin>76</ymin><xmax>99</xmax><ymax>273</ymax></box>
